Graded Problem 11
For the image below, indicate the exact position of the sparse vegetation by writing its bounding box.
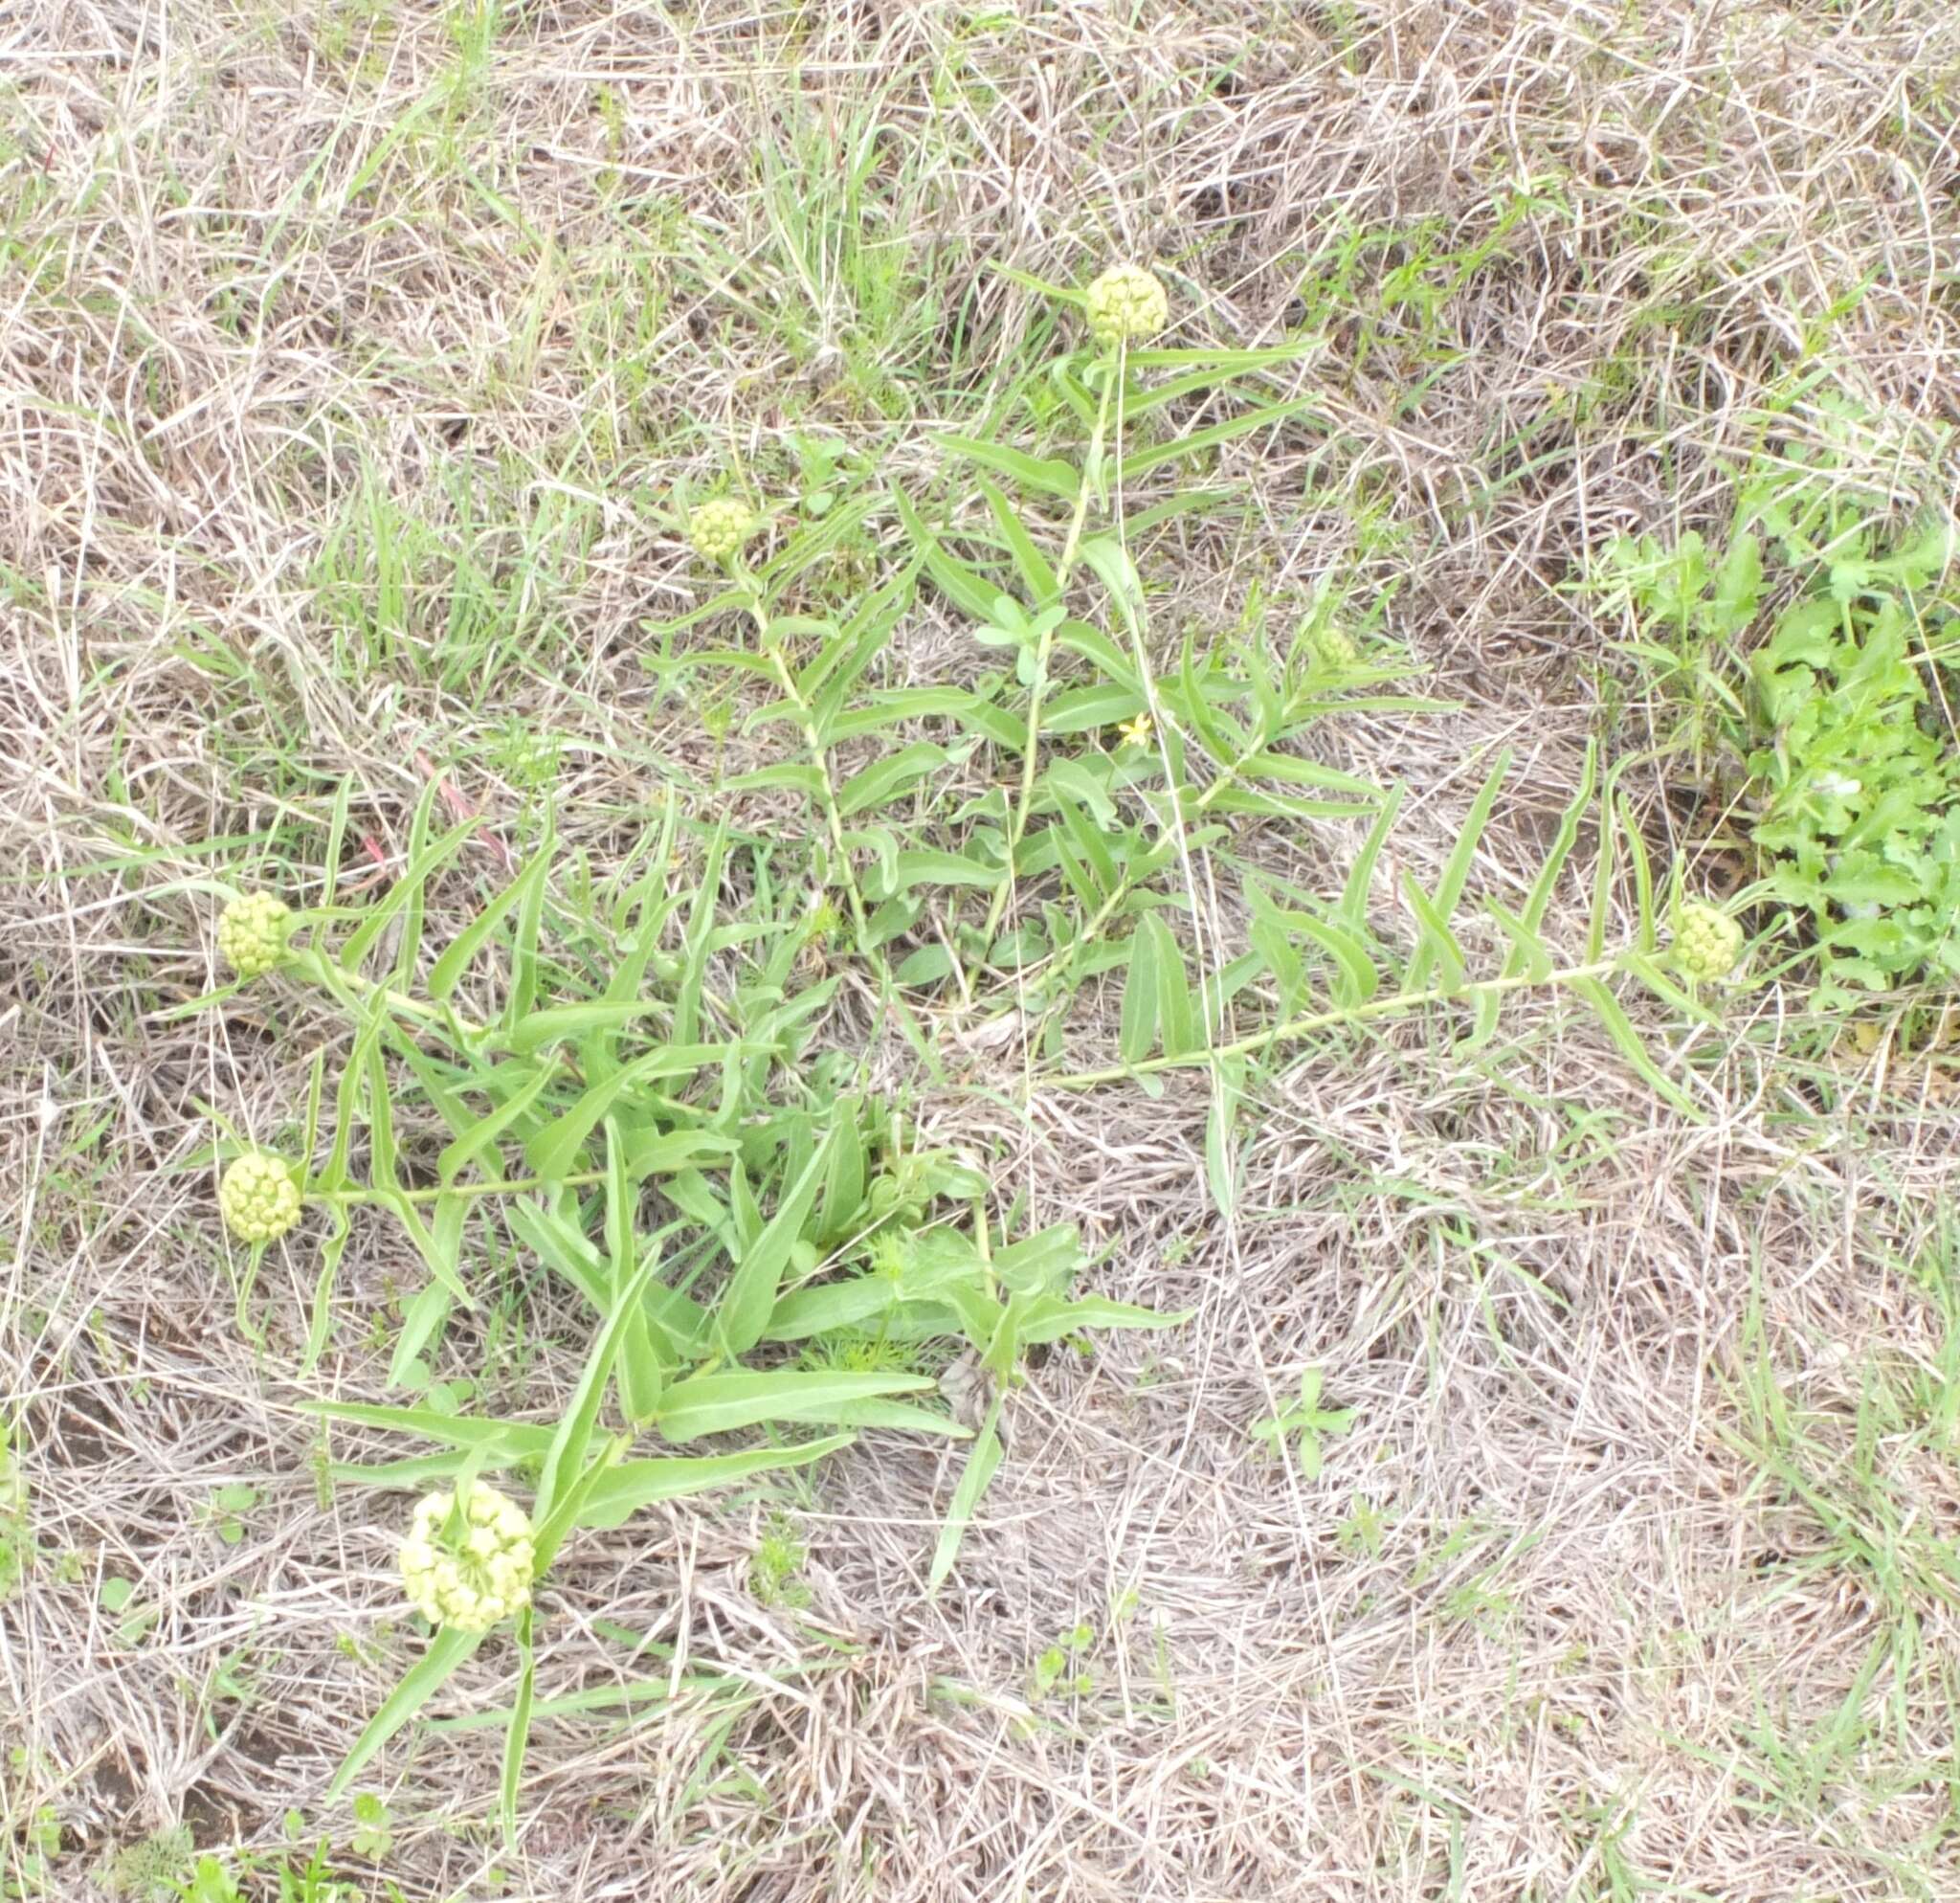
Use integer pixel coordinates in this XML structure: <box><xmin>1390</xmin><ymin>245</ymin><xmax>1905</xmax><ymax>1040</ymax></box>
<box><xmin>6</xmin><ymin>3</ymin><xmax>1960</xmax><ymax>1899</ymax></box>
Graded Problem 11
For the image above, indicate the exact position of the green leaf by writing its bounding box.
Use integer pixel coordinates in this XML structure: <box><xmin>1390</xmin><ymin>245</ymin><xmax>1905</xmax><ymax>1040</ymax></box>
<box><xmin>1293</xmin><ymin>913</ymin><xmax>1380</xmax><ymax>1005</ymax></box>
<box><xmin>927</xmin><ymin>1396</ymin><xmax>1006</xmax><ymax>1593</ymax></box>
<box><xmin>1503</xmin><ymin>742</ymin><xmax>1595</xmax><ymax>977</ymax></box>
<box><xmin>605</xmin><ymin>1119</ymin><xmax>664</xmax><ymax>1424</ymax></box>
<box><xmin>1400</xmin><ymin>874</ymin><xmax>1469</xmax><ymax>995</ymax></box>
<box><xmin>428</xmin><ymin>839</ymin><xmax>552</xmax><ymax>1003</ymax></box>
<box><xmin>499</xmin><ymin>1001</ymin><xmax>669</xmax><ymax>1057</ymax></box>
<box><xmin>818</xmin><ymin>1098</ymin><xmax>865</xmax><ymax>1246</ymax></box>
<box><xmin>828</xmin><ymin>687</ymin><xmax>987</xmax><ymax>739</ymax></box>
<box><xmin>329</xmin><ymin>1626</ymin><xmax>483</xmax><ymax>1801</ymax></box>
<box><xmin>1119</xmin><ymin>917</ymin><xmax>1161</xmax><ymax>1064</ymax></box>
<box><xmin>654</xmin><ymin>1369</ymin><xmax>938</xmax><ymax>1441</ymax></box>
<box><xmin>339</xmin><ymin>808</ymin><xmax>478</xmax><ymax>975</ymax></box>
<box><xmin>1404</xmin><ymin>752</ymin><xmax>1507</xmax><ymax>989</ymax></box>
<box><xmin>308</xmin><ymin>1399</ymin><xmax>552</xmax><ymax>1457</ymax></box>
<box><xmin>876</xmin><ymin>848</ymin><xmax>1000</xmax><ymax>894</ymax></box>
<box><xmin>1118</xmin><ymin>392</ymin><xmax>1326</xmax><ymax>480</ymax></box>
<box><xmin>437</xmin><ymin>1059</ymin><xmax>555</xmax><ymax>1185</ymax></box>
<box><xmin>1570</xmin><ymin>975</ymin><xmax>1696</xmax><ymax>1114</ymax></box>
<box><xmin>534</xmin><ymin>1249</ymin><xmax>663</xmax><ymax>1546</ymax></box>
<box><xmin>523</xmin><ymin>1046</ymin><xmax>731</xmax><ymax>1179</ymax></box>
<box><xmin>934</xmin><ymin>433</ymin><xmax>1081</xmax><ymax>501</ymax></box>
<box><xmin>622</xmin><ymin>1129</ymin><xmax>744</xmax><ymax>1175</ymax></box>
<box><xmin>1079</xmin><ymin>538</ymin><xmax>1144</xmax><ymax>627</ymax></box>
<box><xmin>581</xmin><ymin>1437</ymin><xmax>852</xmax><ymax>1528</ymax></box>
<box><xmin>718</xmin><ymin>1132</ymin><xmax>835</xmax><ymax>1356</ymax></box>
<box><xmin>893</xmin><ymin>489</ymin><xmax>1001</xmax><ymax>622</ymax></box>
<box><xmin>500</xmin><ymin>1613</ymin><xmax>535</xmax><ymax>1851</ymax></box>
<box><xmin>978</xmin><ymin>474</ymin><xmax>1060</xmax><ymax>604</ymax></box>
<box><xmin>1339</xmin><ymin>784</ymin><xmax>1406</xmax><ymax>929</ymax></box>
<box><xmin>836</xmin><ymin>742</ymin><xmax>950</xmax><ymax>817</ymax></box>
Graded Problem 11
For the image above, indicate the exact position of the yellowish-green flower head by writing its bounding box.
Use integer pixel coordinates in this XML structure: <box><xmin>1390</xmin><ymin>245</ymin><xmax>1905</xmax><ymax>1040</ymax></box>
<box><xmin>400</xmin><ymin>1485</ymin><xmax>535</xmax><ymax>1634</ymax></box>
<box><xmin>217</xmin><ymin>891</ymin><xmax>291</xmax><ymax>981</ymax></box>
<box><xmin>219</xmin><ymin>1153</ymin><xmax>302</xmax><ymax>1244</ymax></box>
<box><xmin>1673</xmin><ymin>901</ymin><xmax>1745</xmax><ymax>981</ymax></box>
<box><xmin>688</xmin><ymin>498</ymin><xmax>759</xmax><ymax>564</ymax></box>
<box><xmin>1084</xmin><ymin>262</ymin><xmax>1169</xmax><ymax>347</ymax></box>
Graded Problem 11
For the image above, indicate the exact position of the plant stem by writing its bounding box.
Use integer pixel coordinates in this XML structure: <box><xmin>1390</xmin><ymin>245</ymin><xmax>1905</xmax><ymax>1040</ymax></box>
<box><xmin>740</xmin><ymin>587</ymin><xmax>875</xmax><ymax>958</ymax></box>
<box><xmin>1044</xmin><ymin>956</ymin><xmax>1626</xmax><ymax>1089</ymax></box>
<box><xmin>980</xmin><ymin>369</ymin><xmax>1118</xmax><ymax>948</ymax></box>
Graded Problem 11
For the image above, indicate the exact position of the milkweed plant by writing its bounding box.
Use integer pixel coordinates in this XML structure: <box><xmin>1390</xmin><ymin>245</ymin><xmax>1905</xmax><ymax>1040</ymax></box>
<box><xmin>190</xmin><ymin>263</ymin><xmax>1752</xmax><ymax>1839</ymax></box>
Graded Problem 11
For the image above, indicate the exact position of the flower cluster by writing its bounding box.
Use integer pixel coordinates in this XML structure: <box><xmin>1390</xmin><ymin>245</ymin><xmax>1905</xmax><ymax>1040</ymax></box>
<box><xmin>219</xmin><ymin>1153</ymin><xmax>302</xmax><ymax>1244</ymax></box>
<box><xmin>1303</xmin><ymin>621</ymin><xmax>1359</xmax><ymax>672</ymax></box>
<box><xmin>688</xmin><ymin>498</ymin><xmax>759</xmax><ymax>564</ymax></box>
<box><xmin>217</xmin><ymin>892</ymin><xmax>291</xmax><ymax>981</ymax></box>
<box><xmin>399</xmin><ymin>1485</ymin><xmax>535</xmax><ymax>1634</ymax></box>
<box><xmin>1084</xmin><ymin>263</ymin><xmax>1169</xmax><ymax>347</ymax></box>
<box><xmin>1673</xmin><ymin>901</ymin><xmax>1745</xmax><ymax>981</ymax></box>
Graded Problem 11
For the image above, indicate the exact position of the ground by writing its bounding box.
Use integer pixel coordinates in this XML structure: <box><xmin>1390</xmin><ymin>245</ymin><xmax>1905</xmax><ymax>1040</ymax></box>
<box><xmin>5</xmin><ymin>2</ymin><xmax>1960</xmax><ymax>1900</ymax></box>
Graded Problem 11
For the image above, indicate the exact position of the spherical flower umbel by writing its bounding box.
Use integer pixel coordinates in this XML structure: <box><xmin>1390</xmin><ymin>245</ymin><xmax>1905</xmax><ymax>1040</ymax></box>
<box><xmin>217</xmin><ymin>891</ymin><xmax>291</xmax><ymax>981</ymax></box>
<box><xmin>687</xmin><ymin>498</ymin><xmax>759</xmax><ymax>564</ymax></box>
<box><xmin>1084</xmin><ymin>262</ymin><xmax>1169</xmax><ymax>347</ymax></box>
<box><xmin>1673</xmin><ymin>901</ymin><xmax>1745</xmax><ymax>981</ymax></box>
<box><xmin>400</xmin><ymin>1485</ymin><xmax>535</xmax><ymax>1635</ymax></box>
<box><xmin>219</xmin><ymin>1153</ymin><xmax>302</xmax><ymax>1244</ymax></box>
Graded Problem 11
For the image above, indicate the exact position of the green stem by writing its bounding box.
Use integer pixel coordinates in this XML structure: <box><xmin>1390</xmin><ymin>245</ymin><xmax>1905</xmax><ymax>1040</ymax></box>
<box><xmin>980</xmin><ymin>369</ymin><xmax>1119</xmax><ymax>949</ymax></box>
<box><xmin>1044</xmin><ymin>956</ymin><xmax>1625</xmax><ymax>1090</ymax></box>
<box><xmin>740</xmin><ymin>585</ymin><xmax>875</xmax><ymax>958</ymax></box>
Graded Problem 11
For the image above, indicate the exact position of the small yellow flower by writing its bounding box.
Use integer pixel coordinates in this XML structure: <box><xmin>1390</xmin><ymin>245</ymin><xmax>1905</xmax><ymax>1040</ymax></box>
<box><xmin>1117</xmin><ymin>711</ymin><xmax>1154</xmax><ymax>749</ymax></box>
<box><xmin>217</xmin><ymin>891</ymin><xmax>291</xmax><ymax>981</ymax></box>
<box><xmin>687</xmin><ymin>498</ymin><xmax>759</xmax><ymax>564</ymax></box>
<box><xmin>400</xmin><ymin>1485</ymin><xmax>535</xmax><ymax>1634</ymax></box>
<box><xmin>1672</xmin><ymin>901</ymin><xmax>1745</xmax><ymax>982</ymax></box>
<box><xmin>219</xmin><ymin>1153</ymin><xmax>302</xmax><ymax>1244</ymax></box>
<box><xmin>1084</xmin><ymin>263</ymin><xmax>1169</xmax><ymax>348</ymax></box>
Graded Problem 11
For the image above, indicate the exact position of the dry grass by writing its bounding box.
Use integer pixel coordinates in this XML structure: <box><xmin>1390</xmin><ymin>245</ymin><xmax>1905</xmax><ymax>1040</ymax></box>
<box><xmin>6</xmin><ymin>1</ymin><xmax>1960</xmax><ymax>1898</ymax></box>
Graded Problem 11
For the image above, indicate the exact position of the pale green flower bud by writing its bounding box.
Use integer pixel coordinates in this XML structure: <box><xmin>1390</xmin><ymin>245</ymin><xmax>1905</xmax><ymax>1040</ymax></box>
<box><xmin>400</xmin><ymin>1485</ymin><xmax>535</xmax><ymax>1634</ymax></box>
<box><xmin>219</xmin><ymin>1153</ymin><xmax>302</xmax><ymax>1244</ymax></box>
<box><xmin>217</xmin><ymin>892</ymin><xmax>291</xmax><ymax>981</ymax></box>
<box><xmin>1303</xmin><ymin>621</ymin><xmax>1358</xmax><ymax>672</ymax></box>
<box><xmin>688</xmin><ymin>498</ymin><xmax>759</xmax><ymax>564</ymax></box>
<box><xmin>1673</xmin><ymin>901</ymin><xmax>1745</xmax><ymax>981</ymax></box>
<box><xmin>1084</xmin><ymin>263</ymin><xmax>1169</xmax><ymax>347</ymax></box>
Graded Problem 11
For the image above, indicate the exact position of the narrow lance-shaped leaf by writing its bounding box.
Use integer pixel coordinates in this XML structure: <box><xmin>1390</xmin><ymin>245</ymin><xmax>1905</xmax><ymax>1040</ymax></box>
<box><xmin>429</xmin><ymin>833</ymin><xmax>553</xmax><ymax>1003</ymax></box>
<box><xmin>718</xmin><ymin>1131</ymin><xmax>835</xmax><ymax>1356</ymax></box>
<box><xmin>927</xmin><ymin>1395</ymin><xmax>1006</xmax><ymax>1595</ymax></box>
<box><xmin>1403</xmin><ymin>751</ymin><xmax>1508</xmax><ymax>990</ymax></box>
<box><xmin>329</xmin><ymin>1626</ymin><xmax>483</xmax><ymax>1801</ymax></box>
<box><xmin>605</xmin><ymin>1118</ymin><xmax>664</xmax><ymax>1425</ymax></box>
